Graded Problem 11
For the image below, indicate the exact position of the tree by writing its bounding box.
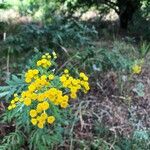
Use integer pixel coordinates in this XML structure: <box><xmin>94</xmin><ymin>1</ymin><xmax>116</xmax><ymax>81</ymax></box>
<box><xmin>59</xmin><ymin>0</ymin><xmax>142</xmax><ymax>30</ymax></box>
<box><xmin>117</xmin><ymin>0</ymin><xmax>141</xmax><ymax>29</ymax></box>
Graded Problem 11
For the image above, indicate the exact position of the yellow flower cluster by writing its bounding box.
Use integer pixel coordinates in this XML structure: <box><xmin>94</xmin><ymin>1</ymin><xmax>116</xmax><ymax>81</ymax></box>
<box><xmin>30</xmin><ymin>109</ymin><xmax>55</xmax><ymax>128</ymax></box>
<box><xmin>8</xmin><ymin>94</ymin><xmax>19</xmax><ymax>110</ymax></box>
<box><xmin>8</xmin><ymin>52</ymin><xmax>89</xmax><ymax>129</ymax></box>
<box><xmin>37</xmin><ymin>53</ymin><xmax>52</xmax><ymax>68</ymax></box>
<box><xmin>25</xmin><ymin>69</ymin><xmax>39</xmax><ymax>83</ymax></box>
<box><xmin>52</xmin><ymin>51</ymin><xmax>57</xmax><ymax>59</ymax></box>
<box><xmin>132</xmin><ymin>64</ymin><xmax>142</xmax><ymax>74</ymax></box>
<box><xmin>60</xmin><ymin>70</ymin><xmax>90</xmax><ymax>99</ymax></box>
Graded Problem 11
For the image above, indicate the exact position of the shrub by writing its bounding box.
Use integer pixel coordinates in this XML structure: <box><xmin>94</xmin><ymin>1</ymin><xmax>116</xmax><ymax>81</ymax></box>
<box><xmin>70</xmin><ymin>42</ymin><xmax>135</xmax><ymax>74</ymax></box>
<box><xmin>0</xmin><ymin>51</ymin><xmax>90</xmax><ymax>149</ymax></box>
<box><xmin>1</xmin><ymin>19</ymin><xmax>97</xmax><ymax>54</ymax></box>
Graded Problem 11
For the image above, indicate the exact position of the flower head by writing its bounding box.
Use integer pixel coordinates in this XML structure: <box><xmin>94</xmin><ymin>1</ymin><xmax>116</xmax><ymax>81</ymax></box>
<box><xmin>132</xmin><ymin>64</ymin><xmax>142</xmax><ymax>74</ymax></box>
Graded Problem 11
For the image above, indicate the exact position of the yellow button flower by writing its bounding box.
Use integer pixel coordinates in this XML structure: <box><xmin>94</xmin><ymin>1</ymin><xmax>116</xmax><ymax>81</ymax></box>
<box><xmin>14</xmin><ymin>93</ymin><xmax>18</xmax><ymax>97</ymax></box>
<box><xmin>33</xmin><ymin>69</ymin><xmax>39</xmax><ymax>74</ymax></box>
<box><xmin>83</xmin><ymin>76</ymin><xmax>88</xmax><ymax>81</ymax></box>
<box><xmin>25</xmin><ymin>78</ymin><xmax>31</xmax><ymax>83</ymax></box>
<box><xmin>64</xmin><ymin>69</ymin><xmax>69</xmax><ymax>74</ymax></box>
<box><xmin>42</xmin><ymin>55</ymin><xmax>46</xmax><ymax>59</ymax></box>
<box><xmin>132</xmin><ymin>64</ymin><xmax>142</xmax><ymax>74</ymax></box>
<box><xmin>79</xmin><ymin>72</ymin><xmax>85</xmax><ymax>78</ymax></box>
<box><xmin>36</xmin><ymin>103</ymin><xmax>43</xmax><ymax>113</ymax></box>
<box><xmin>8</xmin><ymin>105</ymin><xmax>12</xmax><ymax>110</ymax></box>
<box><xmin>14</xmin><ymin>97</ymin><xmax>19</xmax><ymax>102</ymax></box>
<box><xmin>48</xmin><ymin>74</ymin><xmax>54</xmax><ymax>80</ymax></box>
<box><xmin>28</xmin><ymin>84</ymin><xmax>36</xmax><ymax>92</ymax></box>
<box><xmin>41</xmin><ymin>113</ymin><xmax>48</xmax><ymax>119</ymax></box>
<box><xmin>45</xmin><ymin>53</ymin><xmax>49</xmax><ymax>56</ymax></box>
<box><xmin>47</xmin><ymin>55</ymin><xmax>51</xmax><ymax>59</ymax></box>
<box><xmin>29</xmin><ymin>109</ymin><xmax>37</xmax><ymax>118</ymax></box>
<box><xmin>52</xmin><ymin>51</ymin><xmax>57</xmax><ymax>59</ymax></box>
<box><xmin>60</xmin><ymin>102</ymin><xmax>69</xmax><ymax>108</ymax></box>
<box><xmin>11</xmin><ymin>104</ymin><xmax>16</xmax><ymax>109</ymax></box>
<box><xmin>60</xmin><ymin>75</ymin><xmax>67</xmax><ymax>82</ymax></box>
<box><xmin>11</xmin><ymin>100</ymin><xmax>15</xmax><ymax>104</ymax></box>
<box><xmin>41</xmin><ymin>101</ymin><xmax>49</xmax><ymax>110</ymax></box>
<box><xmin>37</xmin><ymin>122</ymin><xmax>44</xmax><ymax>128</ymax></box>
<box><xmin>24</xmin><ymin>98</ymin><xmax>31</xmax><ymax>106</ymax></box>
<box><xmin>37</xmin><ymin>60</ymin><xmax>42</xmax><ymax>66</ymax></box>
<box><xmin>47</xmin><ymin>116</ymin><xmax>55</xmax><ymax>124</ymax></box>
<box><xmin>70</xmin><ymin>93</ymin><xmax>77</xmax><ymax>99</ymax></box>
<box><xmin>31</xmin><ymin>118</ymin><xmax>37</xmax><ymax>125</ymax></box>
<box><xmin>63</xmin><ymin>95</ymin><xmax>69</xmax><ymax>102</ymax></box>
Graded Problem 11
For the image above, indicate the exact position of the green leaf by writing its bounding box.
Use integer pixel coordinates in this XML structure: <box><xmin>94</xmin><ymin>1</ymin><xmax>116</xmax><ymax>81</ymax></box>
<box><xmin>133</xmin><ymin>82</ymin><xmax>145</xmax><ymax>97</ymax></box>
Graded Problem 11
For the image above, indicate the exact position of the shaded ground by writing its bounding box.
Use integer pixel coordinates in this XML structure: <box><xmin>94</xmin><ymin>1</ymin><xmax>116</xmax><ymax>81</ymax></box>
<box><xmin>60</xmin><ymin>64</ymin><xmax>150</xmax><ymax>149</ymax></box>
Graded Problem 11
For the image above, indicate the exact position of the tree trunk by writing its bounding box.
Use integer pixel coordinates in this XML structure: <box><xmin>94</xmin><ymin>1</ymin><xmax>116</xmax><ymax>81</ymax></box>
<box><xmin>117</xmin><ymin>0</ymin><xmax>140</xmax><ymax>30</ymax></box>
<box><xmin>119</xmin><ymin>12</ymin><xmax>129</xmax><ymax>30</ymax></box>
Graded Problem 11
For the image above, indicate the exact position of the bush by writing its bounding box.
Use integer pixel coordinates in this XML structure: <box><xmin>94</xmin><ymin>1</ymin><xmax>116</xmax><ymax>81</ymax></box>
<box><xmin>68</xmin><ymin>41</ymin><xmax>136</xmax><ymax>74</ymax></box>
<box><xmin>0</xmin><ymin>19</ymin><xmax>97</xmax><ymax>54</ymax></box>
<box><xmin>129</xmin><ymin>1</ymin><xmax>150</xmax><ymax>40</ymax></box>
<box><xmin>0</xmin><ymin>51</ymin><xmax>90</xmax><ymax>149</ymax></box>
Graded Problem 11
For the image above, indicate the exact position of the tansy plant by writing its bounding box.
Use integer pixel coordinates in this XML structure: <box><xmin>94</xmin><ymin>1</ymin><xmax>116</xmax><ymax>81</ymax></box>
<box><xmin>7</xmin><ymin>52</ymin><xmax>90</xmax><ymax>129</ymax></box>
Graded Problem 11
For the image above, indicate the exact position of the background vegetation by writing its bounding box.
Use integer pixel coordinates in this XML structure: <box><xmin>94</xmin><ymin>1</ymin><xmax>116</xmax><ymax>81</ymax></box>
<box><xmin>0</xmin><ymin>0</ymin><xmax>150</xmax><ymax>149</ymax></box>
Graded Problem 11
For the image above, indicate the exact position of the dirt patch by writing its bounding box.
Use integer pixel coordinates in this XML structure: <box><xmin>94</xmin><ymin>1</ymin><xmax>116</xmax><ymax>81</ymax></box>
<box><xmin>71</xmin><ymin>66</ymin><xmax>150</xmax><ymax>142</ymax></box>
